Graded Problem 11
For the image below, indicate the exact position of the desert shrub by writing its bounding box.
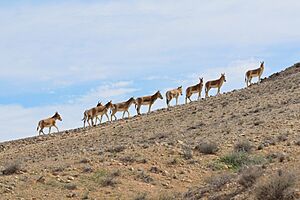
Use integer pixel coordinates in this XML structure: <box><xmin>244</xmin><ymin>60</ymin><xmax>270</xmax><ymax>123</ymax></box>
<box><xmin>182</xmin><ymin>146</ymin><xmax>193</xmax><ymax>160</ymax></box>
<box><xmin>133</xmin><ymin>193</ymin><xmax>148</xmax><ymax>200</ymax></box>
<box><xmin>64</xmin><ymin>183</ymin><xmax>77</xmax><ymax>190</ymax></box>
<box><xmin>157</xmin><ymin>192</ymin><xmax>181</xmax><ymax>200</ymax></box>
<box><xmin>195</xmin><ymin>142</ymin><xmax>219</xmax><ymax>154</ymax></box>
<box><xmin>206</xmin><ymin>173</ymin><xmax>235</xmax><ymax>188</ymax></box>
<box><xmin>234</xmin><ymin>140</ymin><xmax>252</xmax><ymax>153</ymax></box>
<box><xmin>219</xmin><ymin>152</ymin><xmax>265</xmax><ymax>170</ymax></box>
<box><xmin>238</xmin><ymin>166</ymin><xmax>263</xmax><ymax>188</ymax></box>
<box><xmin>168</xmin><ymin>158</ymin><xmax>179</xmax><ymax>165</ymax></box>
<box><xmin>100</xmin><ymin>176</ymin><xmax>117</xmax><ymax>187</ymax></box>
<box><xmin>2</xmin><ymin>161</ymin><xmax>21</xmax><ymax>175</ymax></box>
<box><xmin>136</xmin><ymin>171</ymin><xmax>154</xmax><ymax>184</ymax></box>
<box><xmin>255</xmin><ymin>171</ymin><xmax>297</xmax><ymax>200</ymax></box>
<box><xmin>92</xmin><ymin>170</ymin><xmax>119</xmax><ymax>187</ymax></box>
<box><xmin>119</xmin><ymin>155</ymin><xmax>136</xmax><ymax>163</ymax></box>
<box><xmin>277</xmin><ymin>134</ymin><xmax>288</xmax><ymax>142</ymax></box>
<box><xmin>107</xmin><ymin>145</ymin><xmax>126</xmax><ymax>153</ymax></box>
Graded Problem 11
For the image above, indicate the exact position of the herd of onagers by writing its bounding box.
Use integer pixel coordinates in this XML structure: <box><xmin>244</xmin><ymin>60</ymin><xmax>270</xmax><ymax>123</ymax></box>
<box><xmin>36</xmin><ymin>62</ymin><xmax>265</xmax><ymax>135</ymax></box>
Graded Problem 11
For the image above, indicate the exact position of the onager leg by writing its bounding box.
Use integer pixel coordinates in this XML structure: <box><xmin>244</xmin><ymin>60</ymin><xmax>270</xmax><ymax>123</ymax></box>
<box><xmin>122</xmin><ymin>111</ymin><xmax>126</xmax><ymax>119</ymax></box>
<box><xmin>136</xmin><ymin>105</ymin><xmax>141</xmax><ymax>115</ymax></box>
<box><xmin>176</xmin><ymin>96</ymin><xmax>178</xmax><ymax>105</ymax></box>
<box><xmin>198</xmin><ymin>91</ymin><xmax>201</xmax><ymax>100</ymax></box>
<box><xmin>148</xmin><ymin>103</ymin><xmax>152</xmax><ymax>113</ymax></box>
<box><xmin>217</xmin><ymin>87</ymin><xmax>220</xmax><ymax>95</ymax></box>
<box><xmin>105</xmin><ymin>113</ymin><xmax>110</xmax><ymax>122</ymax></box>
<box><xmin>127</xmin><ymin>110</ymin><xmax>130</xmax><ymax>118</ymax></box>
<box><xmin>49</xmin><ymin>126</ymin><xmax>52</xmax><ymax>134</ymax></box>
<box><xmin>54</xmin><ymin>125</ymin><xmax>59</xmax><ymax>132</ymax></box>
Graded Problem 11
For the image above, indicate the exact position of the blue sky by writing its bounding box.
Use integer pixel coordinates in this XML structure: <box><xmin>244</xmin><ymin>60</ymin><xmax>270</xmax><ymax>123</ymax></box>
<box><xmin>0</xmin><ymin>0</ymin><xmax>300</xmax><ymax>141</ymax></box>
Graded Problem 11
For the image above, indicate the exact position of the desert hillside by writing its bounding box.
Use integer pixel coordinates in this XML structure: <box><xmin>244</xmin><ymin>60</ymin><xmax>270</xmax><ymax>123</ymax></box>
<box><xmin>0</xmin><ymin>63</ymin><xmax>300</xmax><ymax>200</ymax></box>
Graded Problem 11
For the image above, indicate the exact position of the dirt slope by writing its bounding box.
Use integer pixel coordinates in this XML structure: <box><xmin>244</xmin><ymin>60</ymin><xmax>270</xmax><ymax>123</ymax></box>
<box><xmin>0</xmin><ymin>63</ymin><xmax>300</xmax><ymax>200</ymax></box>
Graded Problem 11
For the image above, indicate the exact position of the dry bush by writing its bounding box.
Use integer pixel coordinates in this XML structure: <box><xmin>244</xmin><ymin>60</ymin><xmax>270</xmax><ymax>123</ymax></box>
<box><xmin>238</xmin><ymin>166</ymin><xmax>263</xmax><ymax>188</ymax></box>
<box><xmin>255</xmin><ymin>171</ymin><xmax>297</xmax><ymax>200</ymax></box>
<box><xmin>234</xmin><ymin>140</ymin><xmax>252</xmax><ymax>153</ymax></box>
<box><xmin>133</xmin><ymin>193</ymin><xmax>148</xmax><ymax>200</ymax></box>
<box><xmin>277</xmin><ymin>134</ymin><xmax>288</xmax><ymax>142</ymax></box>
<box><xmin>206</xmin><ymin>173</ymin><xmax>236</xmax><ymax>189</ymax></box>
<box><xmin>195</xmin><ymin>142</ymin><xmax>219</xmax><ymax>154</ymax></box>
<box><xmin>107</xmin><ymin>145</ymin><xmax>126</xmax><ymax>153</ymax></box>
<box><xmin>136</xmin><ymin>171</ymin><xmax>154</xmax><ymax>184</ymax></box>
<box><xmin>182</xmin><ymin>146</ymin><xmax>193</xmax><ymax>160</ymax></box>
<box><xmin>2</xmin><ymin>161</ymin><xmax>21</xmax><ymax>175</ymax></box>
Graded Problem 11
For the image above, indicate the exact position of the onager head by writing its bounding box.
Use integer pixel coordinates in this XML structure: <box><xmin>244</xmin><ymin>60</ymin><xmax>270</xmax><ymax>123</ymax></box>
<box><xmin>96</xmin><ymin>101</ymin><xmax>102</xmax><ymax>107</ymax></box>
<box><xmin>260</xmin><ymin>61</ymin><xmax>264</xmax><ymax>67</ymax></box>
<box><xmin>178</xmin><ymin>86</ymin><xmax>183</xmax><ymax>96</ymax></box>
<box><xmin>129</xmin><ymin>97</ymin><xmax>137</xmax><ymax>105</ymax></box>
<box><xmin>199</xmin><ymin>77</ymin><xmax>204</xmax><ymax>84</ymax></box>
<box><xmin>157</xmin><ymin>91</ymin><xmax>163</xmax><ymax>99</ymax></box>
<box><xmin>53</xmin><ymin>112</ymin><xmax>62</xmax><ymax>121</ymax></box>
<box><xmin>221</xmin><ymin>73</ymin><xmax>226</xmax><ymax>82</ymax></box>
<box><xmin>105</xmin><ymin>100</ymin><xmax>113</xmax><ymax>109</ymax></box>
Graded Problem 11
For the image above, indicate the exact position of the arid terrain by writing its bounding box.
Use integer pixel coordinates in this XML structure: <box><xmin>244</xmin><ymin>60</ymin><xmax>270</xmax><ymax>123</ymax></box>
<box><xmin>0</xmin><ymin>63</ymin><xmax>300</xmax><ymax>200</ymax></box>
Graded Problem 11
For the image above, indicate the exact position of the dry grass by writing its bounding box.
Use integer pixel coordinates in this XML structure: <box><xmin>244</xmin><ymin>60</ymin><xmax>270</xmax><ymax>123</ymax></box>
<box><xmin>255</xmin><ymin>171</ymin><xmax>297</xmax><ymax>200</ymax></box>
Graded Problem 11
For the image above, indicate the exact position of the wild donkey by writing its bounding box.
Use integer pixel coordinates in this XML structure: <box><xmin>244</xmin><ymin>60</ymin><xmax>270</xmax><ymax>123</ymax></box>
<box><xmin>136</xmin><ymin>91</ymin><xmax>163</xmax><ymax>115</ymax></box>
<box><xmin>245</xmin><ymin>61</ymin><xmax>264</xmax><ymax>87</ymax></box>
<box><xmin>93</xmin><ymin>101</ymin><xmax>113</xmax><ymax>125</ymax></box>
<box><xmin>205</xmin><ymin>74</ymin><xmax>226</xmax><ymax>98</ymax></box>
<box><xmin>37</xmin><ymin>112</ymin><xmax>62</xmax><ymax>135</ymax></box>
<box><xmin>111</xmin><ymin>97</ymin><xmax>136</xmax><ymax>121</ymax></box>
<box><xmin>185</xmin><ymin>78</ymin><xmax>203</xmax><ymax>104</ymax></box>
<box><xmin>82</xmin><ymin>102</ymin><xmax>102</xmax><ymax>128</ymax></box>
<box><xmin>166</xmin><ymin>86</ymin><xmax>183</xmax><ymax>107</ymax></box>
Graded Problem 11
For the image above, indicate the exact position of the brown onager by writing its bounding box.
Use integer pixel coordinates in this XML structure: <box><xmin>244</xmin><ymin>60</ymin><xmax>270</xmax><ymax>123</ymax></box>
<box><xmin>185</xmin><ymin>78</ymin><xmax>203</xmax><ymax>104</ymax></box>
<box><xmin>205</xmin><ymin>73</ymin><xmax>226</xmax><ymax>98</ymax></box>
<box><xmin>37</xmin><ymin>112</ymin><xmax>62</xmax><ymax>135</ymax></box>
<box><xmin>135</xmin><ymin>91</ymin><xmax>163</xmax><ymax>115</ymax></box>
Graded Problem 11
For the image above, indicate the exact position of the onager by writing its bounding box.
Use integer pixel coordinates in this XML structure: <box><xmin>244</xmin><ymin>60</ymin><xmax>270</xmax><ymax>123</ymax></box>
<box><xmin>245</xmin><ymin>61</ymin><xmax>264</xmax><ymax>87</ymax></box>
<box><xmin>185</xmin><ymin>78</ymin><xmax>203</xmax><ymax>104</ymax></box>
<box><xmin>82</xmin><ymin>101</ymin><xmax>102</xmax><ymax>128</ymax></box>
<box><xmin>136</xmin><ymin>91</ymin><xmax>163</xmax><ymax>115</ymax></box>
<box><xmin>111</xmin><ymin>97</ymin><xmax>136</xmax><ymax>121</ymax></box>
<box><xmin>205</xmin><ymin>73</ymin><xmax>226</xmax><ymax>98</ymax></box>
<box><xmin>93</xmin><ymin>101</ymin><xmax>113</xmax><ymax>125</ymax></box>
<box><xmin>166</xmin><ymin>86</ymin><xmax>183</xmax><ymax>107</ymax></box>
<box><xmin>37</xmin><ymin>112</ymin><xmax>62</xmax><ymax>135</ymax></box>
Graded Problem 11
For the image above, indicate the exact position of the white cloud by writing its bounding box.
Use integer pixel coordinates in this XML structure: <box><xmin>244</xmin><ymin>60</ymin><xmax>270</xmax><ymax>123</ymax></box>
<box><xmin>0</xmin><ymin>0</ymin><xmax>299</xmax><ymax>88</ymax></box>
<box><xmin>0</xmin><ymin>81</ymin><xmax>138</xmax><ymax>142</ymax></box>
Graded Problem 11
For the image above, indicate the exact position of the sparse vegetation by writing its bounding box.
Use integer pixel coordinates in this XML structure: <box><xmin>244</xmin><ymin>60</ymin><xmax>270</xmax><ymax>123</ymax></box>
<box><xmin>195</xmin><ymin>141</ymin><xmax>219</xmax><ymax>154</ymax></box>
<box><xmin>136</xmin><ymin>171</ymin><xmax>154</xmax><ymax>184</ymax></box>
<box><xmin>182</xmin><ymin>146</ymin><xmax>193</xmax><ymax>160</ymax></box>
<box><xmin>277</xmin><ymin>134</ymin><xmax>288</xmax><ymax>142</ymax></box>
<box><xmin>234</xmin><ymin>140</ymin><xmax>252</xmax><ymax>153</ymax></box>
<box><xmin>255</xmin><ymin>171</ymin><xmax>297</xmax><ymax>200</ymax></box>
<box><xmin>238</xmin><ymin>166</ymin><xmax>263</xmax><ymax>188</ymax></box>
<box><xmin>133</xmin><ymin>193</ymin><xmax>148</xmax><ymax>200</ymax></box>
<box><xmin>64</xmin><ymin>183</ymin><xmax>77</xmax><ymax>190</ymax></box>
<box><xmin>2</xmin><ymin>161</ymin><xmax>21</xmax><ymax>175</ymax></box>
<box><xmin>206</xmin><ymin>173</ymin><xmax>235</xmax><ymax>188</ymax></box>
<box><xmin>107</xmin><ymin>145</ymin><xmax>126</xmax><ymax>153</ymax></box>
<box><xmin>219</xmin><ymin>152</ymin><xmax>266</xmax><ymax>170</ymax></box>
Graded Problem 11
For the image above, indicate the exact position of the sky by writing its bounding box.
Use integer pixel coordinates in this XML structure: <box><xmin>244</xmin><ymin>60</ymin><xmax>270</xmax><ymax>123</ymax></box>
<box><xmin>0</xmin><ymin>0</ymin><xmax>300</xmax><ymax>142</ymax></box>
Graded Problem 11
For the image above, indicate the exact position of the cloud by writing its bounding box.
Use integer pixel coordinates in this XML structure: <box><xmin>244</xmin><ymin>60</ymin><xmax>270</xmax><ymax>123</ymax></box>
<box><xmin>0</xmin><ymin>81</ymin><xmax>138</xmax><ymax>142</ymax></box>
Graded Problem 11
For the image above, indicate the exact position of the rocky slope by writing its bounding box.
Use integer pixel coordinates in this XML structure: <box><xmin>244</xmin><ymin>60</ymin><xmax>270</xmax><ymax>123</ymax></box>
<box><xmin>0</xmin><ymin>63</ymin><xmax>300</xmax><ymax>200</ymax></box>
